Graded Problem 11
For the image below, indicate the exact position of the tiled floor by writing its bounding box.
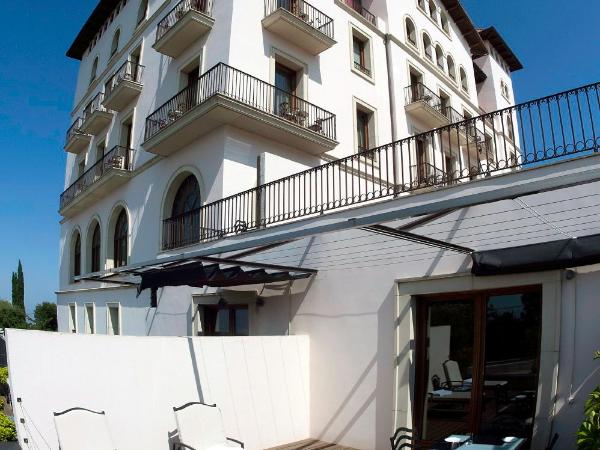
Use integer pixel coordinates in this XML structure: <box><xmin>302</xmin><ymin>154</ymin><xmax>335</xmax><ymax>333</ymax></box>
<box><xmin>265</xmin><ymin>439</ymin><xmax>360</xmax><ymax>450</ymax></box>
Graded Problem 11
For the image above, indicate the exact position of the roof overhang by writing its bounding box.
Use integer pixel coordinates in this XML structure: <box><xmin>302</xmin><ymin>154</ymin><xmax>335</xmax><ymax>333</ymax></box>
<box><xmin>478</xmin><ymin>26</ymin><xmax>524</xmax><ymax>72</ymax></box>
<box><xmin>67</xmin><ymin>0</ymin><xmax>122</xmax><ymax>60</ymax></box>
<box><xmin>440</xmin><ymin>0</ymin><xmax>488</xmax><ymax>57</ymax></box>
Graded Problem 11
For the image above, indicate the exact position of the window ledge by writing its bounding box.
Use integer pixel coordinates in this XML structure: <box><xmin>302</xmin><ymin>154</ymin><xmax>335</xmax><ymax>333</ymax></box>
<box><xmin>351</xmin><ymin>65</ymin><xmax>375</xmax><ymax>84</ymax></box>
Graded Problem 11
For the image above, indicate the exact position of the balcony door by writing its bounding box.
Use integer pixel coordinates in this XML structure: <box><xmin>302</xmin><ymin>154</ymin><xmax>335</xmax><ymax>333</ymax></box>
<box><xmin>415</xmin><ymin>137</ymin><xmax>428</xmax><ymax>185</ymax></box>
<box><xmin>415</xmin><ymin>287</ymin><xmax>542</xmax><ymax>448</ymax></box>
<box><xmin>201</xmin><ymin>305</ymin><xmax>249</xmax><ymax>336</ymax></box>
<box><xmin>171</xmin><ymin>175</ymin><xmax>201</xmax><ymax>246</ymax></box>
<box><xmin>274</xmin><ymin>63</ymin><xmax>297</xmax><ymax>118</ymax></box>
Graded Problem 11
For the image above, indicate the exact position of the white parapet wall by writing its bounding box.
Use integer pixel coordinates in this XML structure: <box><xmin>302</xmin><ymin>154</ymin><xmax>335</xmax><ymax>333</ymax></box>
<box><xmin>6</xmin><ymin>330</ymin><xmax>310</xmax><ymax>450</ymax></box>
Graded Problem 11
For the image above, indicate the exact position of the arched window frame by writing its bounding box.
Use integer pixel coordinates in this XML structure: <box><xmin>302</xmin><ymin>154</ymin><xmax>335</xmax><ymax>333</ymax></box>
<box><xmin>72</xmin><ymin>231</ymin><xmax>82</xmax><ymax>279</ymax></box>
<box><xmin>90</xmin><ymin>56</ymin><xmax>99</xmax><ymax>85</ymax></box>
<box><xmin>405</xmin><ymin>17</ymin><xmax>417</xmax><ymax>47</ymax></box>
<box><xmin>428</xmin><ymin>0</ymin><xmax>438</xmax><ymax>22</ymax></box>
<box><xmin>435</xmin><ymin>44</ymin><xmax>444</xmax><ymax>70</ymax></box>
<box><xmin>90</xmin><ymin>222</ymin><xmax>102</xmax><ymax>273</ymax></box>
<box><xmin>113</xmin><ymin>209</ymin><xmax>128</xmax><ymax>268</ymax></box>
<box><xmin>459</xmin><ymin>66</ymin><xmax>468</xmax><ymax>93</ymax></box>
<box><xmin>440</xmin><ymin>11</ymin><xmax>449</xmax><ymax>33</ymax></box>
<box><xmin>446</xmin><ymin>54</ymin><xmax>456</xmax><ymax>81</ymax></box>
<box><xmin>422</xmin><ymin>33</ymin><xmax>433</xmax><ymax>61</ymax></box>
<box><xmin>110</xmin><ymin>29</ymin><xmax>121</xmax><ymax>57</ymax></box>
<box><xmin>137</xmin><ymin>0</ymin><xmax>149</xmax><ymax>26</ymax></box>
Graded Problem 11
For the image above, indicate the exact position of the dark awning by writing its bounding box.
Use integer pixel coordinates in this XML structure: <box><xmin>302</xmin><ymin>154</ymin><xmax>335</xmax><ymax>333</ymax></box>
<box><xmin>471</xmin><ymin>234</ymin><xmax>600</xmax><ymax>276</ymax></box>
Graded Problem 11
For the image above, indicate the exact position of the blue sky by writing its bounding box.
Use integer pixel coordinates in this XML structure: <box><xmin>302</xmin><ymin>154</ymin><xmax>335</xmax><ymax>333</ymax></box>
<box><xmin>0</xmin><ymin>0</ymin><xmax>598</xmax><ymax>313</ymax></box>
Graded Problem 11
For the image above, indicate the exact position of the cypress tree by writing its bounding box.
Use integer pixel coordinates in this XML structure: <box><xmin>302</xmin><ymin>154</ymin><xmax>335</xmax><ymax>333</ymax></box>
<box><xmin>11</xmin><ymin>261</ymin><xmax>24</xmax><ymax>312</ymax></box>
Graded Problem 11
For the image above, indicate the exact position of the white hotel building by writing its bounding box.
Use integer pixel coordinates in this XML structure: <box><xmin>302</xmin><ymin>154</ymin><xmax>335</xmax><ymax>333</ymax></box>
<box><xmin>45</xmin><ymin>0</ymin><xmax>600</xmax><ymax>448</ymax></box>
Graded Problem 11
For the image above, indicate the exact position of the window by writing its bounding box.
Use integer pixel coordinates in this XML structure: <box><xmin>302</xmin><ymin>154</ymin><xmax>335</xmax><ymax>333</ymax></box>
<box><xmin>440</xmin><ymin>11</ymin><xmax>449</xmax><ymax>33</ymax></box>
<box><xmin>405</xmin><ymin>18</ymin><xmax>417</xmax><ymax>46</ymax></box>
<box><xmin>351</xmin><ymin>28</ymin><xmax>372</xmax><ymax>78</ymax></box>
<box><xmin>85</xmin><ymin>303</ymin><xmax>95</xmax><ymax>334</ymax></box>
<box><xmin>136</xmin><ymin>0</ymin><xmax>148</xmax><ymax>26</ymax></box>
<box><xmin>422</xmin><ymin>33</ymin><xmax>433</xmax><ymax>61</ymax></box>
<box><xmin>78</xmin><ymin>159</ymin><xmax>86</xmax><ymax>178</ymax></box>
<box><xmin>354</xmin><ymin>100</ymin><xmax>375</xmax><ymax>155</ymax></box>
<box><xmin>90</xmin><ymin>56</ymin><xmax>99</xmax><ymax>85</ymax></box>
<box><xmin>91</xmin><ymin>222</ymin><xmax>101</xmax><ymax>273</ymax></box>
<box><xmin>501</xmin><ymin>80</ymin><xmax>510</xmax><ymax>100</ymax></box>
<box><xmin>428</xmin><ymin>0</ymin><xmax>438</xmax><ymax>21</ymax></box>
<box><xmin>446</xmin><ymin>55</ymin><xmax>455</xmax><ymax>80</ymax></box>
<box><xmin>435</xmin><ymin>45</ymin><xmax>444</xmax><ymax>70</ymax></box>
<box><xmin>95</xmin><ymin>141</ymin><xmax>105</xmax><ymax>163</ymax></box>
<box><xmin>459</xmin><ymin>67</ymin><xmax>468</xmax><ymax>92</ymax></box>
<box><xmin>68</xmin><ymin>303</ymin><xmax>77</xmax><ymax>333</ymax></box>
<box><xmin>417</xmin><ymin>0</ymin><xmax>426</xmax><ymax>10</ymax></box>
<box><xmin>72</xmin><ymin>232</ymin><xmax>81</xmax><ymax>278</ymax></box>
<box><xmin>107</xmin><ymin>303</ymin><xmax>121</xmax><ymax>335</ymax></box>
<box><xmin>506</xmin><ymin>114</ymin><xmax>515</xmax><ymax>141</ymax></box>
<box><xmin>110</xmin><ymin>29</ymin><xmax>121</xmax><ymax>57</ymax></box>
<box><xmin>201</xmin><ymin>305</ymin><xmax>249</xmax><ymax>336</ymax></box>
<box><xmin>113</xmin><ymin>210</ymin><xmax>128</xmax><ymax>268</ymax></box>
<box><xmin>274</xmin><ymin>63</ymin><xmax>298</xmax><ymax>116</ymax></box>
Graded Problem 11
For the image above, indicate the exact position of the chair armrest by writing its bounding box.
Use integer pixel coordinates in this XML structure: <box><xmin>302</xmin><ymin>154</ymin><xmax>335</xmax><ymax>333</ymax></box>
<box><xmin>173</xmin><ymin>443</ymin><xmax>197</xmax><ymax>450</ymax></box>
<box><xmin>226</xmin><ymin>437</ymin><xmax>245</xmax><ymax>448</ymax></box>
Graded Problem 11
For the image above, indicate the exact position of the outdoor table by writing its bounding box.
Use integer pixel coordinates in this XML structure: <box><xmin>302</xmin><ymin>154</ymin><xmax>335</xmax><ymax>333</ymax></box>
<box><xmin>445</xmin><ymin>435</ymin><xmax>526</xmax><ymax>450</ymax></box>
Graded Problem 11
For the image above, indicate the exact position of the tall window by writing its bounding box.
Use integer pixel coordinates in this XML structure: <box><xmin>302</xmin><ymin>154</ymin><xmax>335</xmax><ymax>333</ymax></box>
<box><xmin>405</xmin><ymin>18</ymin><xmax>417</xmax><ymax>46</ymax></box>
<box><xmin>428</xmin><ymin>0</ymin><xmax>437</xmax><ymax>21</ymax></box>
<box><xmin>356</xmin><ymin>108</ymin><xmax>373</xmax><ymax>153</ymax></box>
<box><xmin>447</xmin><ymin>55</ymin><xmax>456</xmax><ymax>80</ymax></box>
<box><xmin>459</xmin><ymin>67</ymin><xmax>468</xmax><ymax>92</ymax></box>
<box><xmin>90</xmin><ymin>57</ymin><xmax>99</xmax><ymax>85</ymax></box>
<box><xmin>353</xmin><ymin>37</ymin><xmax>367</xmax><ymax>73</ymax></box>
<box><xmin>114</xmin><ymin>210</ymin><xmax>128</xmax><ymax>268</ymax></box>
<box><xmin>136</xmin><ymin>0</ymin><xmax>149</xmax><ymax>26</ymax></box>
<box><xmin>91</xmin><ymin>223</ymin><xmax>101</xmax><ymax>273</ymax></box>
<box><xmin>107</xmin><ymin>303</ymin><xmax>121</xmax><ymax>335</ymax></box>
<box><xmin>73</xmin><ymin>233</ymin><xmax>81</xmax><ymax>278</ymax></box>
<box><xmin>506</xmin><ymin>114</ymin><xmax>515</xmax><ymax>141</ymax></box>
<box><xmin>170</xmin><ymin>175</ymin><xmax>201</xmax><ymax>247</ymax></box>
<box><xmin>110</xmin><ymin>29</ymin><xmax>121</xmax><ymax>57</ymax></box>
<box><xmin>440</xmin><ymin>11</ymin><xmax>449</xmax><ymax>32</ymax></box>
<box><xmin>435</xmin><ymin>45</ymin><xmax>444</xmax><ymax>69</ymax></box>
<box><xmin>422</xmin><ymin>34</ymin><xmax>433</xmax><ymax>61</ymax></box>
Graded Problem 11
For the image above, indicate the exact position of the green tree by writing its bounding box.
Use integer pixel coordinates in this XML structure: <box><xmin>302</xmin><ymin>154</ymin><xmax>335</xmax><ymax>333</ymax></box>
<box><xmin>577</xmin><ymin>352</ymin><xmax>600</xmax><ymax>449</ymax></box>
<box><xmin>33</xmin><ymin>302</ymin><xmax>57</xmax><ymax>331</ymax></box>
<box><xmin>0</xmin><ymin>301</ymin><xmax>27</xmax><ymax>330</ymax></box>
<box><xmin>11</xmin><ymin>261</ymin><xmax>24</xmax><ymax>312</ymax></box>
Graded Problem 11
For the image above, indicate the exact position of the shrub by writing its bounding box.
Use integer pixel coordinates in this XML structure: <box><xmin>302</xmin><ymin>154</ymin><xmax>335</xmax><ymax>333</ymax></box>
<box><xmin>0</xmin><ymin>413</ymin><xmax>16</xmax><ymax>442</ymax></box>
<box><xmin>577</xmin><ymin>352</ymin><xmax>600</xmax><ymax>449</ymax></box>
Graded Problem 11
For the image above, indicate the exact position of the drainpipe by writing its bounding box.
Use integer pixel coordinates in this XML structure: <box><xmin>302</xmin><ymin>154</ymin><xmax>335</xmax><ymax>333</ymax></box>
<box><xmin>384</xmin><ymin>34</ymin><xmax>398</xmax><ymax>142</ymax></box>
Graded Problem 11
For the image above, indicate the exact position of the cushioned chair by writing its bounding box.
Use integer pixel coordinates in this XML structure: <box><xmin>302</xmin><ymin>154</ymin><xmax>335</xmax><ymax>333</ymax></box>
<box><xmin>443</xmin><ymin>360</ymin><xmax>508</xmax><ymax>390</ymax></box>
<box><xmin>173</xmin><ymin>402</ymin><xmax>244</xmax><ymax>450</ymax></box>
<box><xmin>53</xmin><ymin>407</ymin><xmax>116</xmax><ymax>450</ymax></box>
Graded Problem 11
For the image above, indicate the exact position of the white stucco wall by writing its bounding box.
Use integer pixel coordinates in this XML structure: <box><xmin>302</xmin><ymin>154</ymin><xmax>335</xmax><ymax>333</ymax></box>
<box><xmin>7</xmin><ymin>330</ymin><xmax>310</xmax><ymax>450</ymax></box>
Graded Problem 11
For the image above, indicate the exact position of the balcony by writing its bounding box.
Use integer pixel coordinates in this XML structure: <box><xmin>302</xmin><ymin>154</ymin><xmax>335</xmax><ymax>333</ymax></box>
<box><xmin>153</xmin><ymin>0</ymin><xmax>214</xmax><ymax>58</ymax></box>
<box><xmin>404</xmin><ymin>83</ymin><xmax>454</xmax><ymax>129</ymax></box>
<box><xmin>80</xmin><ymin>93</ymin><xmax>114</xmax><ymax>135</ymax></box>
<box><xmin>64</xmin><ymin>118</ymin><xmax>92</xmax><ymax>154</ymax></box>
<box><xmin>60</xmin><ymin>146</ymin><xmax>134</xmax><ymax>217</ymax></box>
<box><xmin>102</xmin><ymin>61</ymin><xmax>145</xmax><ymax>111</ymax></box>
<box><xmin>143</xmin><ymin>63</ymin><xmax>337</xmax><ymax>156</ymax></box>
<box><xmin>262</xmin><ymin>0</ymin><xmax>336</xmax><ymax>55</ymax></box>
<box><xmin>339</xmin><ymin>0</ymin><xmax>376</xmax><ymax>26</ymax></box>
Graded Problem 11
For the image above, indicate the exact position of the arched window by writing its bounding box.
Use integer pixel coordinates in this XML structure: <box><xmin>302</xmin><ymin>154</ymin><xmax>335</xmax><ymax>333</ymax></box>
<box><xmin>435</xmin><ymin>45</ymin><xmax>444</xmax><ymax>69</ymax></box>
<box><xmin>90</xmin><ymin>57</ymin><xmax>99</xmax><ymax>85</ymax></box>
<box><xmin>137</xmin><ymin>0</ymin><xmax>149</xmax><ymax>26</ymax></box>
<box><xmin>113</xmin><ymin>210</ymin><xmax>128</xmax><ymax>268</ymax></box>
<box><xmin>72</xmin><ymin>232</ymin><xmax>81</xmax><ymax>278</ymax></box>
<box><xmin>428</xmin><ymin>0</ymin><xmax>438</xmax><ymax>21</ymax></box>
<box><xmin>440</xmin><ymin>11</ymin><xmax>449</xmax><ymax>32</ymax></box>
<box><xmin>459</xmin><ymin>67</ymin><xmax>468</xmax><ymax>92</ymax></box>
<box><xmin>110</xmin><ymin>29</ymin><xmax>120</xmax><ymax>57</ymax></box>
<box><xmin>417</xmin><ymin>0</ymin><xmax>425</xmax><ymax>10</ymax></box>
<box><xmin>405</xmin><ymin>18</ymin><xmax>417</xmax><ymax>46</ymax></box>
<box><xmin>447</xmin><ymin>55</ymin><xmax>456</xmax><ymax>80</ymax></box>
<box><xmin>168</xmin><ymin>175</ymin><xmax>201</xmax><ymax>247</ymax></box>
<box><xmin>422</xmin><ymin>34</ymin><xmax>433</xmax><ymax>61</ymax></box>
<box><xmin>91</xmin><ymin>222</ymin><xmax>101</xmax><ymax>273</ymax></box>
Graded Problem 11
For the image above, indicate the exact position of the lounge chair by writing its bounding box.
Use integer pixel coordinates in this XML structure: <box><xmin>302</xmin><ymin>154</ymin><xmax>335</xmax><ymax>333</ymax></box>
<box><xmin>53</xmin><ymin>407</ymin><xmax>116</xmax><ymax>450</ymax></box>
<box><xmin>173</xmin><ymin>402</ymin><xmax>244</xmax><ymax>450</ymax></box>
<box><xmin>443</xmin><ymin>360</ymin><xmax>507</xmax><ymax>390</ymax></box>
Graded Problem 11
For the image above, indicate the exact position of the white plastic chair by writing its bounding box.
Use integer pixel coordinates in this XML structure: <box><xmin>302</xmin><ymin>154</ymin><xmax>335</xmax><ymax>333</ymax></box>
<box><xmin>53</xmin><ymin>407</ymin><xmax>116</xmax><ymax>450</ymax></box>
<box><xmin>173</xmin><ymin>402</ymin><xmax>244</xmax><ymax>450</ymax></box>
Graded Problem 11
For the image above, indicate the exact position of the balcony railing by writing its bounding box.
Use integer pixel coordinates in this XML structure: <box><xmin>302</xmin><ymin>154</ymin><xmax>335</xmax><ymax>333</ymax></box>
<box><xmin>105</xmin><ymin>60</ymin><xmax>145</xmax><ymax>98</ymax></box>
<box><xmin>60</xmin><ymin>146</ymin><xmax>134</xmax><ymax>211</ymax></box>
<box><xmin>405</xmin><ymin>82</ymin><xmax>442</xmax><ymax>111</ymax></box>
<box><xmin>145</xmin><ymin>63</ymin><xmax>337</xmax><ymax>142</ymax></box>
<box><xmin>341</xmin><ymin>0</ymin><xmax>376</xmax><ymax>25</ymax></box>
<box><xmin>156</xmin><ymin>0</ymin><xmax>212</xmax><ymax>42</ymax></box>
<box><xmin>65</xmin><ymin>118</ymin><xmax>87</xmax><ymax>146</ymax></box>
<box><xmin>440</xmin><ymin>105</ymin><xmax>464</xmax><ymax>124</ymax></box>
<box><xmin>265</xmin><ymin>0</ymin><xmax>334</xmax><ymax>40</ymax></box>
<box><xmin>82</xmin><ymin>92</ymin><xmax>108</xmax><ymax>122</ymax></box>
<box><xmin>159</xmin><ymin>81</ymin><xmax>600</xmax><ymax>250</ymax></box>
<box><xmin>353</xmin><ymin>61</ymin><xmax>371</xmax><ymax>77</ymax></box>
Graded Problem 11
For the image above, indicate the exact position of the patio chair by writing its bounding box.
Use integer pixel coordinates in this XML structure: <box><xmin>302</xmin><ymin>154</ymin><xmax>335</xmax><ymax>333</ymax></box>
<box><xmin>173</xmin><ymin>402</ymin><xmax>244</xmax><ymax>450</ymax></box>
<box><xmin>390</xmin><ymin>427</ymin><xmax>418</xmax><ymax>449</ymax></box>
<box><xmin>53</xmin><ymin>407</ymin><xmax>116</xmax><ymax>450</ymax></box>
<box><xmin>443</xmin><ymin>360</ymin><xmax>507</xmax><ymax>390</ymax></box>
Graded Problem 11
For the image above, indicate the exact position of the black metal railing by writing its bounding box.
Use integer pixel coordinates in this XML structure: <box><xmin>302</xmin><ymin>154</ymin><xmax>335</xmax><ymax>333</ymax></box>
<box><xmin>159</xmin><ymin>81</ymin><xmax>600</xmax><ymax>250</ymax></box>
<box><xmin>105</xmin><ymin>61</ymin><xmax>145</xmax><ymax>98</ymax></box>
<box><xmin>145</xmin><ymin>63</ymin><xmax>337</xmax><ymax>142</ymax></box>
<box><xmin>65</xmin><ymin>118</ymin><xmax>88</xmax><ymax>146</ymax></box>
<box><xmin>265</xmin><ymin>0</ymin><xmax>334</xmax><ymax>40</ymax></box>
<box><xmin>441</xmin><ymin>105</ymin><xmax>464</xmax><ymax>124</ymax></box>
<box><xmin>156</xmin><ymin>0</ymin><xmax>212</xmax><ymax>42</ymax></box>
<box><xmin>341</xmin><ymin>0</ymin><xmax>376</xmax><ymax>25</ymax></box>
<box><xmin>354</xmin><ymin>61</ymin><xmax>371</xmax><ymax>77</ymax></box>
<box><xmin>82</xmin><ymin>92</ymin><xmax>108</xmax><ymax>122</ymax></box>
<box><xmin>405</xmin><ymin>83</ymin><xmax>442</xmax><ymax>111</ymax></box>
<box><xmin>60</xmin><ymin>146</ymin><xmax>134</xmax><ymax>211</ymax></box>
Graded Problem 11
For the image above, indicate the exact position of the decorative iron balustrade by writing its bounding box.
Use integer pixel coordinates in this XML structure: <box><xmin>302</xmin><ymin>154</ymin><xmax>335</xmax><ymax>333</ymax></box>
<box><xmin>105</xmin><ymin>61</ymin><xmax>145</xmax><ymax>98</ymax></box>
<box><xmin>265</xmin><ymin>0</ymin><xmax>334</xmax><ymax>40</ymax></box>
<box><xmin>353</xmin><ymin>61</ymin><xmax>371</xmax><ymax>77</ymax></box>
<box><xmin>145</xmin><ymin>63</ymin><xmax>337</xmax><ymax>142</ymax></box>
<box><xmin>156</xmin><ymin>0</ymin><xmax>212</xmax><ymax>42</ymax></box>
<box><xmin>405</xmin><ymin>82</ymin><xmax>443</xmax><ymax>111</ymax></box>
<box><xmin>65</xmin><ymin>117</ymin><xmax>87</xmax><ymax>145</ymax></box>
<box><xmin>341</xmin><ymin>0</ymin><xmax>376</xmax><ymax>25</ymax></box>
<box><xmin>82</xmin><ymin>92</ymin><xmax>108</xmax><ymax>122</ymax></box>
<box><xmin>441</xmin><ymin>105</ymin><xmax>464</xmax><ymax>124</ymax></box>
<box><xmin>160</xmin><ymin>81</ymin><xmax>600</xmax><ymax>250</ymax></box>
<box><xmin>60</xmin><ymin>146</ymin><xmax>134</xmax><ymax>211</ymax></box>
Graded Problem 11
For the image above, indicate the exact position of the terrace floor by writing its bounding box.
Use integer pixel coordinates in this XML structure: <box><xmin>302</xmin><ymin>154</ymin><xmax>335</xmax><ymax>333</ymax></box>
<box><xmin>266</xmin><ymin>439</ymin><xmax>360</xmax><ymax>450</ymax></box>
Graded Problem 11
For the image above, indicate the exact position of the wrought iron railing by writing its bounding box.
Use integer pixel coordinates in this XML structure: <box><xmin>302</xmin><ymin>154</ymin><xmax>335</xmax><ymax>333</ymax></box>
<box><xmin>441</xmin><ymin>105</ymin><xmax>464</xmax><ymax>124</ymax></box>
<box><xmin>405</xmin><ymin>83</ymin><xmax>442</xmax><ymax>111</ymax></box>
<box><xmin>65</xmin><ymin>118</ymin><xmax>88</xmax><ymax>146</ymax></box>
<box><xmin>156</xmin><ymin>0</ymin><xmax>212</xmax><ymax>42</ymax></box>
<box><xmin>341</xmin><ymin>0</ymin><xmax>376</xmax><ymax>25</ymax></box>
<box><xmin>265</xmin><ymin>0</ymin><xmax>334</xmax><ymax>40</ymax></box>
<box><xmin>82</xmin><ymin>92</ymin><xmax>108</xmax><ymax>122</ymax></box>
<box><xmin>145</xmin><ymin>63</ymin><xmax>337</xmax><ymax>142</ymax></box>
<box><xmin>105</xmin><ymin>61</ymin><xmax>145</xmax><ymax>98</ymax></box>
<box><xmin>60</xmin><ymin>146</ymin><xmax>134</xmax><ymax>211</ymax></box>
<box><xmin>354</xmin><ymin>61</ymin><xmax>371</xmax><ymax>77</ymax></box>
<box><xmin>159</xmin><ymin>81</ymin><xmax>600</xmax><ymax>250</ymax></box>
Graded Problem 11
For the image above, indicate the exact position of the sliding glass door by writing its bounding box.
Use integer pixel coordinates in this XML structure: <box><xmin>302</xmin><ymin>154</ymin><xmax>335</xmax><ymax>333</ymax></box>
<box><xmin>415</xmin><ymin>287</ymin><xmax>542</xmax><ymax>448</ymax></box>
